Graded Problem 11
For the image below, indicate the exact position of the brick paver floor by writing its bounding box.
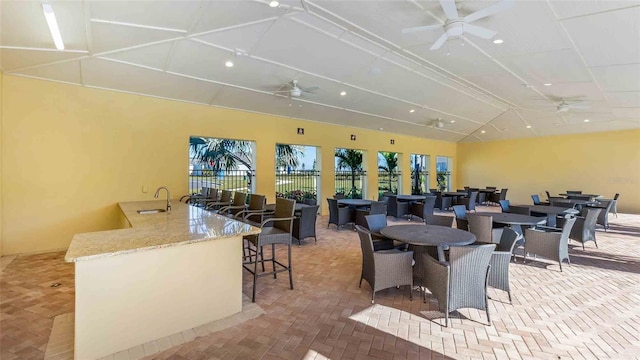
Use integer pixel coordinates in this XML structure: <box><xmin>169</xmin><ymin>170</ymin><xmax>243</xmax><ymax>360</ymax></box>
<box><xmin>2</xmin><ymin>206</ymin><xmax>639</xmax><ymax>359</ymax></box>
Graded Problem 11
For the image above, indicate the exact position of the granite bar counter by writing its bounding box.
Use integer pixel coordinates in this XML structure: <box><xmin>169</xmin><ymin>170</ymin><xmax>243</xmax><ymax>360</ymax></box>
<box><xmin>65</xmin><ymin>200</ymin><xmax>260</xmax><ymax>359</ymax></box>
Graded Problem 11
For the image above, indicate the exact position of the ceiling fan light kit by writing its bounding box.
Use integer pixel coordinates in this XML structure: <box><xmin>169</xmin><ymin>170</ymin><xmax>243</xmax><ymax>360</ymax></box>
<box><xmin>402</xmin><ymin>0</ymin><xmax>512</xmax><ymax>50</ymax></box>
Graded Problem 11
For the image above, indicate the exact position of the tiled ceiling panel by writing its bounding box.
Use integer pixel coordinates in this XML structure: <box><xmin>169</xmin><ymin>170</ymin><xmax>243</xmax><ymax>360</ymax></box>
<box><xmin>1</xmin><ymin>0</ymin><xmax>638</xmax><ymax>142</ymax></box>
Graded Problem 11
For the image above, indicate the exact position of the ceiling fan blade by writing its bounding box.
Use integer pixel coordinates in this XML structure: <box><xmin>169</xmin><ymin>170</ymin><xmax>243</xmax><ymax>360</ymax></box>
<box><xmin>301</xmin><ymin>86</ymin><xmax>320</xmax><ymax>92</ymax></box>
<box><xmin>402</xmin><ymin>24</ymin><xmax>443</xmax><ymax>34</ymax></box>
<box><xmin>439</xmin><ymin>0</ymin><xmax>459</xmax><ymax>20</ymax></box>
<box><xmin>568</xmin><ymin>103</ymin><xmax>590</xmax><ymax>109</ymax></box>
<box><xmin>463</xmin><ymin>23</ymin><xmax>497</xmax><ymax>39</ymax></box>
<box><xmin>430</xmin><ymin>32</ymin><xmax>449</xmax><ymax>50</ymax></box>
<box><xmin>464</xmin><ymin>0</ymin><xmax>514</xmax><ymax>23</ymax></box>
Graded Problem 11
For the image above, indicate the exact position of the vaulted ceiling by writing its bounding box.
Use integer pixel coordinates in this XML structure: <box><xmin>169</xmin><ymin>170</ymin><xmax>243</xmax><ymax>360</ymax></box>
<box><xmin>1</xmin><ymin>0</ymin><xmax>639</xmax><ymax>142</ymax></box>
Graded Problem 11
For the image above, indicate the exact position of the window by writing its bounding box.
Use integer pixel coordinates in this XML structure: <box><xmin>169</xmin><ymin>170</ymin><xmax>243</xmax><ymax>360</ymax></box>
<box><xmin>436</xmin><ymin>156</ymin><xmax>451</xmax><ymax>192</ymax></box>
<box><xmin>410</xmin><ymin>154</ymin><xmax>430</xmax><ymax>194</ymax></box>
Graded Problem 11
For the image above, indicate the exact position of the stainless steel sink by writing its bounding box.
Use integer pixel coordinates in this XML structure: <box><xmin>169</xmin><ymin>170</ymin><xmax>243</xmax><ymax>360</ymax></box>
<box><xmin>136</xmin><ymin>209</ymin><xmax>167</xmax><ymax>214</ymax></box>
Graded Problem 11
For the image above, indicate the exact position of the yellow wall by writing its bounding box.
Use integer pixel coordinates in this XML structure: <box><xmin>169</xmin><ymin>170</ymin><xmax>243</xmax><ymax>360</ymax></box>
<box><xmin>1</xmin><ymin>75</ymin><xmax>456</xmax><ymax>255</ymax></box>
<box><xmin>0</xmin><ymin>73</ymin><xmax>3</xmax><ymax>256</ymax></box>
<box><xmin>457</xmin><ymin>129</ymin><xmax>640</xmax><ymax>213</ymax></box>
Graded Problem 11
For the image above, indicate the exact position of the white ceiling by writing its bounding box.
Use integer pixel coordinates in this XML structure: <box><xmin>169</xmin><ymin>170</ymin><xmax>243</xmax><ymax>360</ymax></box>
<box><xmin>1</xmin><ymin>0</ymin><xmax>639</xmax><ymax>142</ymax></box>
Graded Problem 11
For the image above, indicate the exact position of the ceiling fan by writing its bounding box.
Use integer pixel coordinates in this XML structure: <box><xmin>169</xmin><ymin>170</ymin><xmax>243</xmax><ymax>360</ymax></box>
<box><xmin>556</xmin><ymin>99</ymin><xmax>589</xmax><ymax>113</ymax></box>
<box><xmin>273</xmin><ymin>80</ymin><xmax>319</xmax><ymax>98</ymax></box>
<box><xmin>402</xmin><ymin>0</ymin><xmax>513</xmax><ymax>50</ymax></box>
<box><xmin>428</xmin><ymin>118</ymin><xmax>445</xmax><ymax>128</ymax></box>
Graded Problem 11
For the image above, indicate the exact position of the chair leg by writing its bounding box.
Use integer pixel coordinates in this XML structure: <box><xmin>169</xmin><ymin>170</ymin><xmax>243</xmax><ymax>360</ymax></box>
<box><xmin>272</xmin><ymin>244</ymin><xmax>277</xmax><ymax>279</ymax></box>
<box><xmin>582</xmin><ymin>242</ymin><xmax>585</xmax><ymax>250</ymax></box>
<box><xmin>371</xmin><ymin>291</ymin><xmax>375</xmax><ymax>304</ymax></box>
<box><xmin>507</xmin><ymin>291</ymin><xmax>512</xmax><ymax>304</ymax></box>
<box><xmin>594</xmin><ymin>239</ymin><xmax>598</xmax><ymax>248</ymax></box>
<box><xmin>288</xmin><ymin>243</ymin><xmax>293</xmax><ymax>290</ymax></box>
<box><xmin>260</xmin><ymin>246</ymin><xmax>265</xmax><ymax>272</ymax></box>
<box><xmin>559</xmin><ymin>261</ymin><xmax>562</xmax><ymax>272</ymax></box>
<box><xmin>252</xmin><ymin>246</ymin><xmax>259</xmax><ymax>302</ymax></box>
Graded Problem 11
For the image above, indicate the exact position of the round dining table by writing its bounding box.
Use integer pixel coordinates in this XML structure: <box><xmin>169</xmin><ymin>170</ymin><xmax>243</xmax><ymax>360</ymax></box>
<box><xmin>397</xmin><ymin>195</ymin><xmax>426</xmax><ymax>201</ymax></box>
<box><xmin>474</xmin><ymin>212</ymin><xmax>546</xmax><ymax>237</ymax></box>
<box><xmin>338</xmin><ymin>199</ymin><xmax>372</xmax><ymax>208</ymax></box>
<box><xmin>380</xmin><ymin>224</ymin><xmax>476</xmax><ymax>261</ymax></box>
<box><xmin>528</xmin><ymin>205</ymin><xmax>579</xmax><ymax>226</ymax></box>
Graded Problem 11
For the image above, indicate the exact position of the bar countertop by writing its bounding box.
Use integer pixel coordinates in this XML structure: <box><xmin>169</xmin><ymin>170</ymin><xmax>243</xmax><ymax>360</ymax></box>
<box><xmin>65</xmin><ymin>200</ymin><xmax>260</xmax><ymax>262</ymax></box>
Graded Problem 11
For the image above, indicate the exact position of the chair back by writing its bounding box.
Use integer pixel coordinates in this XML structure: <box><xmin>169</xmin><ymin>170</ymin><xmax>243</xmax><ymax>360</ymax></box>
<box><xmin>467</xmin><ymin>191</ymin><xmax>478</xmax><ymax>211</ymax></box>
<box><xmin>232</xmin><ymin>192</ymin><xmax>247</xmax><ymax>207</ymax></box>
<box><xmin>496</xmin><ymin>228</ymin><xmax>518</xmax><ymax>253</ymax></box>
<box><xmin>327</xmin><ymin>198</ymin><xmax>339</xmax><ymax>225</ymax></box>
<box><xmin>208</xmin><ymin>188</ymin><xmax>219</xmax><ymax>200</ymax></box>
<box><xmin>369</xmin><ymin>201</ymin><xmax>387</xmax><ymax>215</ymax></box>
<box><xmin>386</xmin><ymin>195</ymin><xmax>399</xmax><ymax>217</ymax></box>
<box><xmin>364</xmin><ymin>214</ymin><xmax>387</xmax><ymax>233</ymax></box>
<box><xmin>545</xmin><ymin>190</ymin><xmax>551</xmax><ymax>201</ymax></box>
<box><xmin>531</xmin><ymin>194</ymin><xmax>541</xmax><ymax>205</ymax></box>
<box><xmin>581</xmin><ymin>207</ymin><xmax>601</xmax><ymax>233</ymax></box>
<box><xmin>429</xmin><ymin>188</ymin><xmax>439</xmax><ymax>194</ymax></box>
<box><xmin>499</xmin><ymin>188</ymin><xmax>508</xmax><ymax>201</ymax></box>
<box><xmin>245</xmin><ymin>194</ymin><xmax>266</xmax><ymax>222</ymax></box>
<box><xmin>200</xmin><ymin>187</ymin><xmax>210</xmax><ymax>198</ymax></box>
<box><xmin>355</xmin><ymin>225</ymin><xmax>375</xmax><ymax>284</ymax></box>
<box><xmin>448</xmin><ymin>244</ymin><xmax>495</xmax><ymax>311</ymax></box>
<box><xmin>559</xmin><ymin>215</ymin><xmax>577</xmax><ymax>242</ymax></box>
<box><xmin>219</xmin><ymin>190</ymin><xmax>232</xmax><ymax>203</ymax></box>
<box><xmin>273</xmin><ymin>198</ymin><xmax>296</xmax><ymax>233</ymax></box>
<box><xmin>486</xmin><ymin>186</ymin><xmax>496</xmax><ymax>190</ymax></box>
<box><xmin>468</xmin><ymin>214</ymin><xmax>494</xmax><ymax>244</ymax></box>
<box><xmin>333</xmin><ymin>193</ymin><xmax>346</xmax><ymax>200</ymax></box>
<box><xmin>452</xmin><ymin>205</ymin><xmax>467</xmax><ymax>219</ymax></box>
<box><xmin>294</xmin><ymin>205</ymin><xmax>319</xmax><ymax>240</ymax></box>
<box><xmin>614</xmin><ymin>193</ymin><xmax>620</xmax><ymax>200</ymax></box>
<box><xmin>499</xmin><ymin>200</ymin><xmax>510</xmax><ymax>212</ymax></box>
<box><xmin>422</xmin><ymin>196</ymin><xmax>436</xmax><ymax>217</ymax></box>
<box><xmin>425</xmin><ymin>214</ymin><xmax>454</xmax><ymax>227</ymax></box>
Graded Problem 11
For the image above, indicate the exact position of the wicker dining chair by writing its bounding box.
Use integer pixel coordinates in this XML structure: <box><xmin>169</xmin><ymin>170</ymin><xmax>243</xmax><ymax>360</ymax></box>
<box><xmin>458</xmin><ymin>191</ymin><xmax>478</xmax><ymax>212</ymax></box>
<box><xmin>363</xmin><ymin>214</ymin><xmax>395</xmax><ymax>251</ymax></box>
<box><xmin>468</xmin><ymin>214</ymin><xmax>501</xmax><ymax>244</ymax></box>
<box><xmin>590</xmin><ymin>200</ymin><xmax>613</xmax><ymax>231</ymax></box>
<box><xmin>355</xmin><ymin>225</ymin><xmax>413</xmax><ymax>303</ymax></box>
<box><xmin>355</xmin><ymin>201</ymin><xmax>387</xmax><ymax>228</ymax></box>
<box><xmin>204</xmin><ymin>189</ymin><xmax>232</xmax><ymax>210</ymax></box>
<box><xmin>559</xmin><ymin>207</ymin><xmax>601</xmax><ymax>250</ymax></box>
<box><xmin>524</xmin><ymin>216</ymin><xmax>576</xmax><ymax>272</ymax></box>
<box><xmin>243</xmin><ymin>198</ymin><xmax>296</xmax><ymax>302</ymax></box>
<box><xmin>425</xmin><ymin>214</ymin><xmax>454</xmax><ymax>227</ymax></box>
<box><xmin>327</xmin><ymin>198</ymin><xmax>354</xmax><ymax>230</ymax></box>
<box><xmin>452</xmin><ymin>205</ymin><xmax>467</xmax><ymax>220</ymax></box>
<box><xmin>410</xmin><ymin>196</ymin><xmax>437</xmax><ymax>221</ymax></box>
<box><xmin>386</xmin><ymin>195</ymin><xmax>410</xmax><ymax>220</ymax></box>
<box><xmin>292</xmin><ymin>205</ymin><xmax>319</xmax><ymax>246</ymax></box>
<box><xmin>422</xmin><ymin>244</ymin><xmax>496</xmax><ymax>327</ymax></box>
<box><xmin>531</xmin><ymin>194</ymin><xmax>549</xmax><ymax>206</ymax></box>
<box><xmin>611</xmin><ymin>193</ymin><xmax>620</xmax><ymax>217</ymax></box>
<box><xmin>217</xmin><ymin>192</ymin><xmax>248</xmax><ymax>217</ymax></box>
<box><xmin>488</xmin><ymin>228</ymin><xmax>518</xmax><ymax>303</ymax></box>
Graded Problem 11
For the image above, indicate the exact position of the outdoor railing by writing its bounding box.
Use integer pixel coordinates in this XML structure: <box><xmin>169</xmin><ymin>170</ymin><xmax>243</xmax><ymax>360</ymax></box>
<box><xmin>189</xmin><ymin>169</ymin><xmax>254</xmax><ymax>194</ymax></box>
<box><xmin>335</xmin><ymin>170</ymin><xmax>366</xmax><ymax>199</ymax></box>
<box><xmin>410</xmin><ymin>170</ymin><xmax>429</xmax><ymax>195</ymax></box>
<box><xmin>275</xmin><ymin>169</ymin><xmax>319</xmax><ymax>201</ymax></box>
<box><xmin>378</xmin><ymin>171</ymin><xmax>401</xmax><ymax>195</ymax></box>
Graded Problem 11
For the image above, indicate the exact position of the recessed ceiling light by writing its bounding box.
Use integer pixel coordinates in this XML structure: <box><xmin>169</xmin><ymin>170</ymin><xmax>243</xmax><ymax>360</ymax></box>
<box><xmin>544</xmin><ymin>83</ymin><xmax>552</xmax><ymax>86</ymax></box>
<box><xmin>409</xmin><ymin>109</ymin><xmax>415</xmax><ymax>113</ymax></box>
<box><xmin>225</xmin><ymin>60</ymin><xmax>234</xmax><ymax>68</ymax></box>
<box><xmin>584</xmin><ymin>119</ymin><xmax>590</xmax><ymax>122</ymax></box>
<box><xmin>526</xmin><ymin>125</ymin><xmax>532</xmax><ymax>129</ymax></box>
<box><xmin>269</xmin><ymin>1</ymin><xmax>280</xmax><ymax>7</ymax></box>
<box><xmin>493</xmin><ymin>39</ymin><xmax>504</xmax><ymax>44</ymax></box>
<box><xmin>481</xmin><ymin>130</ymin><xmax>486</xmax><ymax>134</ymax></box>
<box><xmin>42</xmin><ymin>4</ymin><xmax>64</xmax><ymax>50</ymax></box>
<box><xmin>379</xmin><ymin>127</ymin><xmax>384</xmax><ymax>130</ymax></box>
<box><xmin>340</xmin><ymin>91</ymin><xmax>347</xmax><ymax>96</ymax></box>
<box><xmin>450</xmin><ymin>120</ymin><xmax>455</xmax><ymax>123</ymax></box>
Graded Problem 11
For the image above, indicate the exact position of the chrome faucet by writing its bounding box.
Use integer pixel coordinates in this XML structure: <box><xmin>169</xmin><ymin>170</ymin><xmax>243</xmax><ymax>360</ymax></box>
<box><xmin>154</xmin><ymin>186</ymin><xmax>171</xmax><ymax>214</ymax></box>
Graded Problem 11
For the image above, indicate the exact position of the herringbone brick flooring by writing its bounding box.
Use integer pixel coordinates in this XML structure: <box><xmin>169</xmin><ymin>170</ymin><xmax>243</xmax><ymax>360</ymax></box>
<box><xmin>2</xmin><ymin>207</ymin><xmax>639</xmax><ymax>359</ymax></box>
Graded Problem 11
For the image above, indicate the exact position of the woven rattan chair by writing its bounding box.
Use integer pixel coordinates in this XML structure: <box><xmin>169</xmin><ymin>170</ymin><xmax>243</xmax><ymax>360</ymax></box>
<box><xmin>327</xmin><ymin>198</ymin><xmax>354</xmax><ymax>230</ymax></box>
<box><xmin>386</xmin><ymin>195</ymin><xmax>410</xmax><ymax>220</ymax></box>
<box><xmin>218</xmin><ymin>192</ymin><xmax>248</xmax><ymax>217</ymax></box>
<box><xmin>422</xmin><ymin>244</ymin><xmax>495</xmax><ymax>327</ymax></box>
<box><xmin>364</xmin><ymin>214</ymin><xmax>395</xmax><ymax>251</ymax></box>
<box><xmin>524</xmin><ymin>216</ymin><xmax>576</xmax><ymax>272</ymax></box>
<box><xmin>410</xmin><ymin>196</ymin><xmax>437</xmax><ymax>221</ymax></box>
<box><xmin>560</xmin><ymin>207</ymin><xmax>601</xmax><ymax>250</ymax></box>
<box><xmin>180</xmin><ymin>187</ymin><xmax>210</xmax><ymax>204</ymax></box>
<box><xmin>611</xmin><ymin>193</ymin><xmax>620</xmax><ymax>217</ymax></box>
<box><xmin>425</xmin><ymin>214</ymin><xmax>454</xmax><ymax>227</ymax></box>
<box><xmin>458</xmin><ymin>191</ymin><xmax>478</xmax><ymax>212</ymax></box>
<box><xmin>489</xmin><ymin>188</ymin><xmax>508</xmax><ymax>206</ymax></box>
<box><xmin>204</xmin><ymin>189</ymin><xmax>231</xmax><ymax>210</ymax></box>
<box><xmin>452</xmin><ymin>205</ymin><xmax>467</xmax><ymax>220</ymax></box>
<box><xmin>292</xmin><ymin>205</ymin><xmax>319</xmax><ymax>246</ymax></box>
<box><xmin>355</xmin><ymin>225</ymin><xmax>413</xmax><ymax>303</ymax></box>
<box><xmin>531</xmin><ymin>194</ymin><xmax>549</xmax><ymax>206</ymax></box>
<box><xmin>355</xmin><ymin>201</ymin><xmax>387</xmax><ymax>228</ymax></box>
<box><xmin>192</xmin><ymin>188</ymin><xmax>219</xmax><ymax>207</ymax></box>
<box><xmin>488</xmin><ymin>228</ymin><xmax>518</xmax><ymax>303</ymax></box>
<box><xmin>234</xmin><ymin>194</ymin><xmax>267</xmax><ymax>223</ymax></box>
<box><xmin>590</xmin><ymin>200</ymin><xmax>613</xmax><ymax>231</ymax></box>
<box><xmin>499</xmin><ymin>200</ymin><xmax>510</xmax><ymax>213</ymax></box>
<box><xmin>243</xmin><ymin>198</ymin><xmax>296</xmax><ymax>302</ymax></box>
<box><xmin>468</xmin><ymin>214</ymin><xmax>502</xmax><ymax>244</ymax></box>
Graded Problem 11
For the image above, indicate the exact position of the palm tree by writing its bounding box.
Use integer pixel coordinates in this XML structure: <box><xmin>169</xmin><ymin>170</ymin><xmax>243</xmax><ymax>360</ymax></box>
<box><xmin>335</xmin><ymin>148</ymin><xmax>363</xmax><ymax>198</ymax></box>
<box><xmin>411</xmin><ymin>154</ymin><xmax>423</xmax><ymax>195</ymax></box>
<box><xmin>275</xmin><ymin>144</ymin><xmax>303</xmax><ymax>171</ymax></box>
<box><xmin>378</xmin><ymin>152</ymin><xmax>398</xmax><ymax>194</ymax></box>
<box><xmin>190</xmin><ymin>137</ymin><xmax>252</xmax><ymax>170</ymax></box>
